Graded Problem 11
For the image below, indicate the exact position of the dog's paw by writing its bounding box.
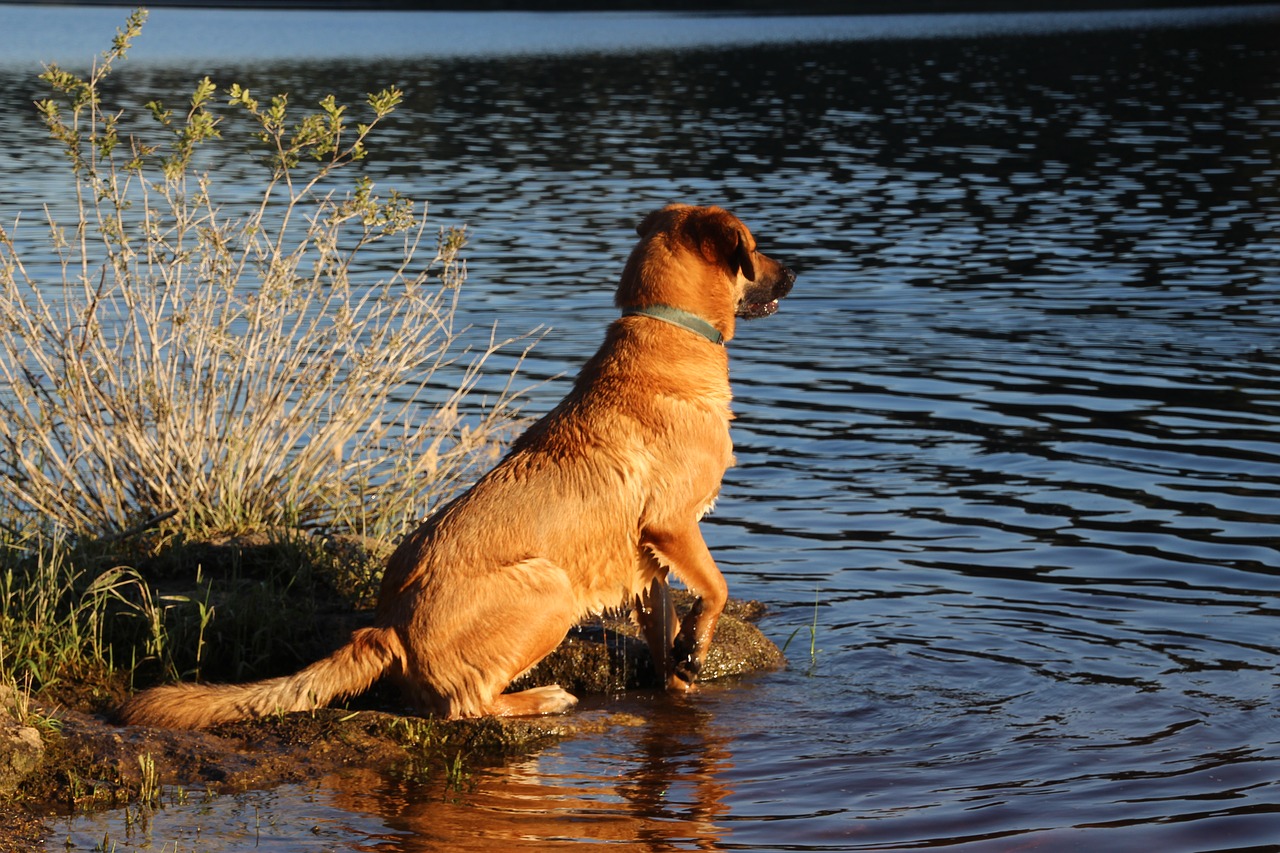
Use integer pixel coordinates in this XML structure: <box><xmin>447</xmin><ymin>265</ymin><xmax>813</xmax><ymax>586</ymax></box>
<box><xmin>665</xmin><ymin>673</ymin><xmax>700</xmax><ymax>693</ymax></box>
<box><xmin>526</xmin><ymin>684</ymin><xmax>580</xmax><ymax>715</ymax></box>
<box><xmin>489</xmin><ymin>684</ymin><xmax>579</xmax><ymax>716</ymax></box>
<box><xmin>666</xmin><ymin>652</ymin><xmax>703</xmax><ymax>692</ymax></box>
<box><xmin>673</xmin><ymin>656</ymin><xmax>702</xmax><ymax>684</ymax></box>
<box><xmin>671</xmin><ymin>631</ymin><xmax>702</xmax><ymax>687</ymax></box>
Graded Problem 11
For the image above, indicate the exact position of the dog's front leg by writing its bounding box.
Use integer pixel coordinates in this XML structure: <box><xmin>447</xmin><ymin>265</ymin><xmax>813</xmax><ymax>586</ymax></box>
<box><xmin>635</xmin><ymin>572</ymin><xmax>678</xmax><ymax>685</ymax></box>
<box><xmin>642</xmin><ymin>528</ymin><xmax>728</xmax><ymax>692</ymax></box>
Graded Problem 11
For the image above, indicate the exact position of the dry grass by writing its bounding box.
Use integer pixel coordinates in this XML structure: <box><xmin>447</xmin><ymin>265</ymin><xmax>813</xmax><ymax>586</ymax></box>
<box><xmin>0</xmin><ymin>10</ymin><xmax>532</xmax><ymax>545</ymax></box>
<box><xmin>0</xmin><ymin>11</ymin><xmax>535</xmax><ymax>697</ymax></box>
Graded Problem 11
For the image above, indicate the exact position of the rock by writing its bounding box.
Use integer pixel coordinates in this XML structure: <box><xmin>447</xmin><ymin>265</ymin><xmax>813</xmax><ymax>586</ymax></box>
<box><xmin>512</xmin><ymin>592</ymin><xmax>785</xmax><ymax>695</ymax></box>
<box><xmin>0</xmin><ymin>719</ymin><xmax>43</xmax><ymax>797</ymax></box>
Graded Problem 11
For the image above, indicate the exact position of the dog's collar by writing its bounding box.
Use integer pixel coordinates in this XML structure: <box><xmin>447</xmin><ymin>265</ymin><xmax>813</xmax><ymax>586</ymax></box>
<box><xmin>621</xmin><ymin>304</ymin><xmax>724</xmax><ymax>346</ymax></box>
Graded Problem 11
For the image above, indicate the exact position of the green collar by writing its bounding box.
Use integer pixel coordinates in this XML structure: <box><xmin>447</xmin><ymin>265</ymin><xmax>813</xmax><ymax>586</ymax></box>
<box><xmin>621</xmin><ymin>304</ymin><xmax>724</xmax><ymax>346</ymax></box>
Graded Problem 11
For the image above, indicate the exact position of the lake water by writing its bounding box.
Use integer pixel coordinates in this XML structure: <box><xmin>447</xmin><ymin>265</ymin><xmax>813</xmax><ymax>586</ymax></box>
<box><xmin>5</xmin><ymin>3</ymin><xmax>1280</xmax><ymax>850</ymax></box>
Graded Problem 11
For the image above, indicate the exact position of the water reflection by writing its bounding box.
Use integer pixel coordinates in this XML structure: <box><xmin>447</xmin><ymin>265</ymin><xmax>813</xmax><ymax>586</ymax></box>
<box><xmin>324</xmin><ymin>701</ymin><xmax>734</xmax><ymax>851</ymax></box>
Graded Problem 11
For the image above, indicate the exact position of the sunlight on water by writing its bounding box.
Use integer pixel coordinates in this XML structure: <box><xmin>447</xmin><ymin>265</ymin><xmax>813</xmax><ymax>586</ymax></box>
<box><xmin>5</xmin><ymin>3</ymin><xmax>1280</xmax><ymax>850</ymax></box>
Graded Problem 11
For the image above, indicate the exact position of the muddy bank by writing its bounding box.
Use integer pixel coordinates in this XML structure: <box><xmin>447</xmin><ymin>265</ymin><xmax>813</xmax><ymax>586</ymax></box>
<box><xmin>2</xmin><ymin>589</ymin><xmax>784</xmax><ymax>848</ymax></box>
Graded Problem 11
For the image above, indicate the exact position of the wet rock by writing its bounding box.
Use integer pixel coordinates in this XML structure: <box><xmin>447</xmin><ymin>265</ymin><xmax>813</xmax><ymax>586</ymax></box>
<box><xmin>18</xmin><ymin>703</ymin><xmax>584</xmax><ymax>812</ymax></box>
<box><xmin>513</xmin><ymin>592</ymin><xmax>785</xmax><ymax>695</ymax></box>
<box><xmin>9</xmin><ymin>580</ymin><xmax>784</xmax><ymax>820</ymax></box>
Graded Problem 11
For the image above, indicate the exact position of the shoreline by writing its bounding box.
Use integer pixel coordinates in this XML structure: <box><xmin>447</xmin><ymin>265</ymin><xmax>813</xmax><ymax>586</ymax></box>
<box><xmin>1</xmin><ymin>1</ymin><xmax>1277</xmax><ymax>12</ymax></box>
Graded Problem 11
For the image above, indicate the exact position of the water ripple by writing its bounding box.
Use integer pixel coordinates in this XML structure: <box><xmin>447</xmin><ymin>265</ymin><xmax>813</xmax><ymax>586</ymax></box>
<box><xmin>8</xmin><ymin>7</ymin><xmax>1280</xmax><ymax>851</ymax></box>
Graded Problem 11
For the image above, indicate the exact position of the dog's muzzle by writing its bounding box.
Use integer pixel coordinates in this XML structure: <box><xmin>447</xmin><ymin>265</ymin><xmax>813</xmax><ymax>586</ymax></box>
<box><xmin>736</xmin><ymin>266</ymin><xmax>796</xmax><ymax>319</ymax></box>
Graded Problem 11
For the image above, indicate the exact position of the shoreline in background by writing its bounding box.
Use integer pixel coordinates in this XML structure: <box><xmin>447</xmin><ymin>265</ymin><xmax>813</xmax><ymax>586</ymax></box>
<box><xmin>2</xmin><ymin>2</ymin><xmax>1277</xmax><ymax>68</ymax></box>
<box><xmin>1</xmin><ymin>0</ymin><xmax>1279</xmax><ymax>13</ymax></box>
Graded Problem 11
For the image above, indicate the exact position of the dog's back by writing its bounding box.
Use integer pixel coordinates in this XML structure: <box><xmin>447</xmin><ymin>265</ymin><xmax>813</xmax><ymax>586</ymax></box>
<box><xmin>118</xmin><ymin>204</ymin><xmax>794</xmax><ymax>728</ymax></box>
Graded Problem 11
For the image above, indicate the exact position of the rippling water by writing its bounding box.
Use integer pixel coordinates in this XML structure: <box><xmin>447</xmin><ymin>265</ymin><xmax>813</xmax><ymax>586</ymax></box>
<box><xmin>7</xmin><ymin>4</ymin><xmax>1280</xmax><ymax>850</ymax></box>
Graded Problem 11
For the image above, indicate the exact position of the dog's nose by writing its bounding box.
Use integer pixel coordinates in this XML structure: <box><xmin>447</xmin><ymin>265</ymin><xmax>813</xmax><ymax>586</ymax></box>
<box><xmin>777</xmin><ymin>267</ymin><xmax>796</xmax><ymax>297</ymax></box>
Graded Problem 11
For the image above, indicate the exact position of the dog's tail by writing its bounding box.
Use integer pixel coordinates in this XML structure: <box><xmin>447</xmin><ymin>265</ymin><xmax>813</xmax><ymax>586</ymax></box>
<box><xmin>117</xmin><ymin>626</ymin><xmax>402</xmax><ymax>729</ymax></box>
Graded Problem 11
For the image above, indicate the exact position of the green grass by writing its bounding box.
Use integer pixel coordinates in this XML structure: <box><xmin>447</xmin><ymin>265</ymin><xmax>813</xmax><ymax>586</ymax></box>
<box><xmin>0</xmin><ymin>534</ymin><xmax>161</xmax><ymax>692</ymax></box>
<box><xmin>782</xmin><ymin>587</ymin><xmax>822</xmax><ymax>673</ymax></box>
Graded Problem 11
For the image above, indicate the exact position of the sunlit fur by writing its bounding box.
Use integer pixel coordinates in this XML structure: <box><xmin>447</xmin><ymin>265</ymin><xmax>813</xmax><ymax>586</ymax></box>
<box><xmin>118</xmin><ymin>204</ymin><xmax>796</xmax><ymax>728</ymax></box>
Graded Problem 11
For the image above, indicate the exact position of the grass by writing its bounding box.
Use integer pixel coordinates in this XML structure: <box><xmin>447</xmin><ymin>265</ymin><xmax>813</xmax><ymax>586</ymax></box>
<box><xmin>1</xmin><ymin>9</ymin><xmax>530</xmax><ymax>544</ymax></box>
<box><xmin>782</xmin><ymin>587</ymin><xmax>822</xmax><ymax>673</ymax></box>
<box><xmin>0</xmin><ymin>11</ymin><xmax>534</xmax><ymax>708</ymax></box>
<box><xmin>0</xmin><ymin>534</ymin><xmax>166</xmax><ymax>692</ymax></box>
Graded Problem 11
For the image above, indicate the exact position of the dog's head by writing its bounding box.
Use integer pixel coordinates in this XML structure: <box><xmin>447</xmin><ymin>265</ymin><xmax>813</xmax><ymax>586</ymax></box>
<box><xmin>617</xmin><ymin>204</ymin><xmax>796</xmax><ymax>343</ymax></box>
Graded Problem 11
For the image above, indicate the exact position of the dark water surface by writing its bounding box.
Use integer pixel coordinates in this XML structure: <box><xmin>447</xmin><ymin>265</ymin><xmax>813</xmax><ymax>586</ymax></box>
<box><xmin>5</xmin><ymin>4</ymin><xmax>1280</xmax><ymax>851</ymax></box>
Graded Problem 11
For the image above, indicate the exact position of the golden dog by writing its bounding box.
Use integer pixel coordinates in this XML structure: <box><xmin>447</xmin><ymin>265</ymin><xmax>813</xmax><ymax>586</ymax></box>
<box><xmin>119</xmin><ymin>204</ymin><xmax>796</xmax><ymax>728</ymax></box>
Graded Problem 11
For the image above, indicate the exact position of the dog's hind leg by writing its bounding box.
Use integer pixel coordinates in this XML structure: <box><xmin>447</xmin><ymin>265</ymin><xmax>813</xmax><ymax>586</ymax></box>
<box><xmin>428</xmin><ymin>557</ymin><xmax>581</xmax><ymax>719</ymax></box>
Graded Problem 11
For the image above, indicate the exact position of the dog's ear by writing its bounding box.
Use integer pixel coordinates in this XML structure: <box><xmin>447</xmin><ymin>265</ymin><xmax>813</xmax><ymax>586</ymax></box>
<box><xmin>730</xmin><ymin>233</ymin><xmax>757</xmax><ymax>282</ymax></box>
<box><xmin>693</xmin><ymin>210</ymin><xmax>756</xmax><ymax>282</ymax></box>
<box><xmin>635</xmin><ymin>208</ymin><xmax>666</xmax><ymax>237</ymax></box>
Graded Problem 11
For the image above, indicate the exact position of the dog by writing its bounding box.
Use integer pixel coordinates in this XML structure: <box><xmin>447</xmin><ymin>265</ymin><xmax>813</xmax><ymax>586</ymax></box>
<box><xmin>118</xmin><ymin>204</ymin><xmax>796</xmax><ymax>728</ymax></box>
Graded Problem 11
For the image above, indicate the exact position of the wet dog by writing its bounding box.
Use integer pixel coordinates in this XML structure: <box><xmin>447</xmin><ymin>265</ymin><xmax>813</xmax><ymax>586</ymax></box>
<box><xmin>119</xmin><ymin>204</ymin><xmax>796</xmax><ymax>727</ymax></box>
